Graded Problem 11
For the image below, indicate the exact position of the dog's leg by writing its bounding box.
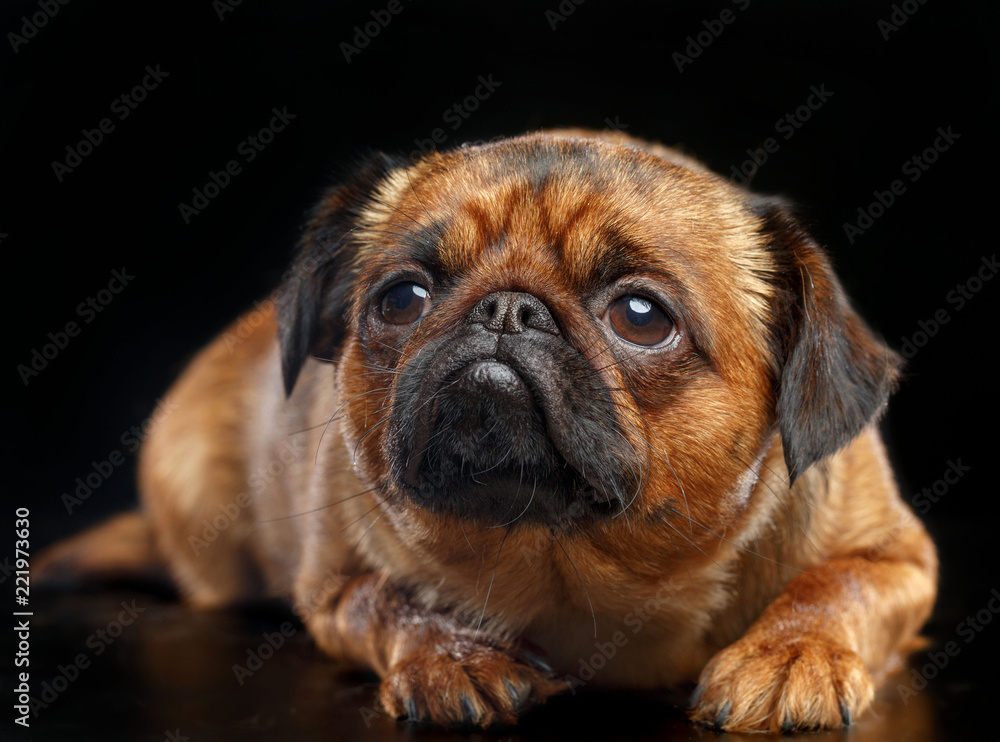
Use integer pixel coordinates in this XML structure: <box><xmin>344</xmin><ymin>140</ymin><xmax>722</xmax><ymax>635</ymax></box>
<box><xmin>690</xmin><ymin>550</ymin><xmax>937</xmax><ymax>732</ymax></box>
<box><xmin>300</xmin><ymin>573</ymin><xmax>567</xmax><ymax>727</ymax></box>
<box><xmin>35</xmin><ymin>512</ymin><xmax>169</xmax><ymax>588</ymax></box>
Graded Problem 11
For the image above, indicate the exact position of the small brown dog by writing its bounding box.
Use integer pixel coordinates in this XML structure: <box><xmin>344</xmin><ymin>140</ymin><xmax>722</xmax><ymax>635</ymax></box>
<box><xmin>39</xmin><ymin>130</ymin><xmax>937</xmax><ymax>732</ymax></box>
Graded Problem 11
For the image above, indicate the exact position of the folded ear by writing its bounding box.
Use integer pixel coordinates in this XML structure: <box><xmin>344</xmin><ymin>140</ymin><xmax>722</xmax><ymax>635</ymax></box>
<box><xmin>753</xmin><ymin>198</ymin><xmax>902</xmax><ymax>483</ymax></box>
<box><xmin>277</xmin><ymin>153</ymin><xmax>400</xmax><ymax>396</ymax></box>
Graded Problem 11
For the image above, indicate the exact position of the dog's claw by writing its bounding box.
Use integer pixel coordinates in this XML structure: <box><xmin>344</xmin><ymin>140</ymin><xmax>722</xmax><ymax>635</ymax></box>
<box><xmin>459</xmin><ymin>693</ymin><xmax>478</xmax><ymax>724</ymax></box>
<box><xmin>405</xmin><ymin>697</ymin><xmax>419</xmax><ymax>721</ymax></box>
<box><xmin>503</xmin><ymin>678</ymin><xmax>525</xmax><ymax>708</ymax></box>
<box><xmin>840</xmin><ymin>700</ymin><xmax>853</xmax><ymax>726</ymax></box>
<box><xmin>782</xmin><ymin>714</ymin><xmax>795</xmax><ymax>734</ymax></box>
<box><xmin>688</xmin><ymin>684</ymin><xmax>705</xmax><ymax>709</ymax></box>
<box><xmin>714</xmin><ymin>701</ymin><xmax>731</xmax><ymax>729</ymax></box>
<box><xmin>518</xmin><ymin>650</ymin><xmax>552</xmax><ymax>673</ymax></box>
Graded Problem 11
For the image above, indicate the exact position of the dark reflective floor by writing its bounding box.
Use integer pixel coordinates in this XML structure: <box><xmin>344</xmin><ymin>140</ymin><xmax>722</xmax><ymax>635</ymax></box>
<box><xmin>7</xmin><ymin>587</ymin><xmax>992</xmax><ymax>742</ymax></box>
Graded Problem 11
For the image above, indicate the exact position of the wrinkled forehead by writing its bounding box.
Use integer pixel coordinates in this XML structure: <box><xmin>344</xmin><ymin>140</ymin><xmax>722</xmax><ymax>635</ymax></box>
<box><xmin>354</xmin><ymin>136</ymin><xmax>775</xmax><ymax>332</ymax></box>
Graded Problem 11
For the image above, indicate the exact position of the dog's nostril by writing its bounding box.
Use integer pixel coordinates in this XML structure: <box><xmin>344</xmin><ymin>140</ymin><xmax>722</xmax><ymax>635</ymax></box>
<box><xmin>470</xmin><ymin>292</ymin><xmax>559</xmax><ymax>336</ymax></box>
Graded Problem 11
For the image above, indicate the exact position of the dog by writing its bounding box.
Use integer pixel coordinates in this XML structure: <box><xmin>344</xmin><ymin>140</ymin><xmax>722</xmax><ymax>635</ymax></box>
<box><xmin>38</xmin><ymin>129</ymin><xmax>937</xmax><ymax>732</ymax></box>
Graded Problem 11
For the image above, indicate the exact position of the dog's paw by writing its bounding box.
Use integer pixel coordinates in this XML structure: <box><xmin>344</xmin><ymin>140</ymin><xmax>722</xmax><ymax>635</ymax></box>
<box><xmin>378</xmin><ymin>637</ymin><xmax>566</xmax><ymax>727</ymax></box>
<box><xmin>689</xmin><ymin>634</ymin><xmax>875</xmax><ymax>733</ymax></box>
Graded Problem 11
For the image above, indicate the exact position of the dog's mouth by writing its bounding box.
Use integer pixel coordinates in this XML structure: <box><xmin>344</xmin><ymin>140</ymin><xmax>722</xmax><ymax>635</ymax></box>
<box><xmin>386</xmin><ymin>331</ymin><xmax>640</xmax><ymax>528</ymax></box>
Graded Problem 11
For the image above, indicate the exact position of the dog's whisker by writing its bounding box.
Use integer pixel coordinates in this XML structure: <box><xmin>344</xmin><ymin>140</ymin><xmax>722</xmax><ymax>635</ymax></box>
<box><xmin>654</xmin><ymin>511</ymin><xmax>726</xmax><ymax>571</ymax></box>
<box><xmin>605</xmin><ymin>408</ymin><xmax>692</xmax><ymax>536</ymax></box>
<box><xmin>662</xmin><ymin>448</ymin><xmax>691</xmax><ymax>535</ymax></box>
<box><xmin>342</xmin><ymin>495</ymin><xmax>388</xmax><ymax>533</ymax></box>
<box><xmin>661</xmin><ymin>503</ymin><xmax>805</xmax><ymax>574</ymax></box>
<box><xmin>257</xmin><ymin>487</ymin><xmax>378</xmax><ymax>523</ymax></box>
<box><xmin>351</xmin><ymin>415</ymin><xmax>393</xmax><ymax>466</ymax></box>
<box><xmin>470</xmin><ymin>433</ymin><xmax>515</xmax><ymax>480</ymax></box>
<box><xmin>403</xmin><ymin>164</ymin><xmax>434</xmax><ymax>223</ymax></box>
<box><xmin>459</xmin><ymin>522</ymin><xmax>476</xmax><ymax>554</ymax></box>
<box><xmin>353</xmin><ymin>500</ymin><xmax>391</xmax><ymax>550</ymax></box>
<box><xmin>591</xmin><ymin>341</ymin><xmax>649</xmax><ymax>374</ymax></box>
<box><xmin>553</xmin><ymin>535</ymin><xmax>598</xmax><ymax>639</ymax></box>
<box><xmin>366</xmin><ymin>192</ymin><xmax>425</xmax><ymax>230</ymax></box>
<box><xmin>291</xmin><ymin>419</ymin><xmax>343</xmax><ymax>436</ymax></box>
<box><xmin>641</xmin><ymin>432</ymin><xmax>692</xmax><ymax>536</ymax></box>
<box><xmin>602</xmin><ymin>421</ymin><xmax>644</xmax><ymax>526</ymax></box>
<box><xmin>728</xmin><ymin>439</ymin><xmax>823</xmax><ymax>558</ymax></box>
<box><xmin>475</xmin><ymin>525</ymin><xmax>511</xmax><ymax>635</ymax></box>
<box><xmin>490</xmin><ymin>478</ymin><xmax>536</xmax><ymax>529</ymax></box>
<box><xmin>314</xmin><ymin>385</ymin><xmax>400</xmax><ymax>465</ymax></box>
<box><xmin>364</xmin><ymin>333</ymin><xmax>415</xmax><ymax>360</ymax></box>
<box><xmin>314</xmin><ymin>356</ymin><xmax>400</xmax><ymax>374</ymax></box>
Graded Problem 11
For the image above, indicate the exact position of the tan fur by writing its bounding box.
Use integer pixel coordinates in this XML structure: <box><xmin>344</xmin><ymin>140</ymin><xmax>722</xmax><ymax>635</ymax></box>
<box><xmin>38</xmin><ymin>130</ymin><xmax>936</xmax><ymax>733</ymax></box>
<box><xmin>34</xmin><ymin>512</ymin><xmax>166</xmax><ymax>585</ymax></box>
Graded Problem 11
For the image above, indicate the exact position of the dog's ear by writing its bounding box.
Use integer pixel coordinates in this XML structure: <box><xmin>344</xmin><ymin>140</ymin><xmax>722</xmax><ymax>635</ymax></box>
<box><xmin>278</xmin><ymin>153</ymin><xmax>400</xmax><ymax>396</ymax></box>
<box><xmin>752</xmin><ymin>197</ymin><xmax>902</xmax><ymax>483</ymax></box>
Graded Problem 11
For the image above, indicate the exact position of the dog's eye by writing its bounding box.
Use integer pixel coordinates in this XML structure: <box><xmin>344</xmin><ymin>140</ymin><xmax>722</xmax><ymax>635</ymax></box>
<box><xmin>608</xmin><ymin>295</ymin><xmax>674</xmax><ymax>347</ymax></box>
<box><xmin>380</xmin><ymin>282</ymin><xmax>430</xmax><ymax>325</ymax></box>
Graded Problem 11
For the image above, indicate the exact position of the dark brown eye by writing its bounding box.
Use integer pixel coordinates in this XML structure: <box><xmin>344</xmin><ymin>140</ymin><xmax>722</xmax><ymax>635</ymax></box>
<box><xmin>608</xmin><ymin>295</ymin><xmax>674</xmax><ymax>347</ymax></box>
<box><xmin>380</xmin><ymin>282</ymin><xmax>430</xmax><ymax>325</ymax></box>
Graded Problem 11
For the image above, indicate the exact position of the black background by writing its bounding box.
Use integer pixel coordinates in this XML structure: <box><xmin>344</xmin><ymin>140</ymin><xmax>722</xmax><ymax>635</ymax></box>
<box><xmin>2</xmin><ymin>1</ymin><xmax>998</xmax><ymax>741</ymax></box>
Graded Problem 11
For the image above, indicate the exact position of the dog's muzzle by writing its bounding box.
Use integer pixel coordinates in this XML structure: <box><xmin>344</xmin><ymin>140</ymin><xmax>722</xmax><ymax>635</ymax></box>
<box><xmin>387</xmin><ymin>291</ymin><xmax>641</xmax><ymax>527</ymax></box>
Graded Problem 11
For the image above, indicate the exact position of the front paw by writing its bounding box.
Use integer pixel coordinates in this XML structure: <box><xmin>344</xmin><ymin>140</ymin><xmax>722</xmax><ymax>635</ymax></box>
<box><xmin>378</xmin><ymin>637</ymin><xmax>566</xmax><ymax>727</ymax></box>
<box><xmin>689</xmin><ymin>634</ymin><xmax>875</xmax><ymax>732</ymax></box>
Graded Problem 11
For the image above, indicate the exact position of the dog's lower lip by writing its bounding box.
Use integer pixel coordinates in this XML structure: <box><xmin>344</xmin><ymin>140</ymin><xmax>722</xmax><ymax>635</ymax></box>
<box><xmin>460</xmin><ymin>360</ymin><xmax>518</xmax><ymax>386</ymax></box>
<box><xmin>455</xmin><ymin>360</ymin><xmax>532</xmax><ymax>407</ymax></box>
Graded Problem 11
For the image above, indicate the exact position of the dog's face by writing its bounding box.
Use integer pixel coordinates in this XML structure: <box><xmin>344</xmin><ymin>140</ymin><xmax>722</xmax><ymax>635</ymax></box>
<box><xmin>278</xmin><ymin>132</ymin><xmax>898</xmax><ymax>564</ymax></box>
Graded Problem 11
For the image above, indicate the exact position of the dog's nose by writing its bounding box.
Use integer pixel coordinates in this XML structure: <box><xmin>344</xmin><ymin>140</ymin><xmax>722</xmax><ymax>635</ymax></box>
<box><xmin>468</xmin><ymin>292</ymin><xmax>560</xmax><ymax>335</ymax></box>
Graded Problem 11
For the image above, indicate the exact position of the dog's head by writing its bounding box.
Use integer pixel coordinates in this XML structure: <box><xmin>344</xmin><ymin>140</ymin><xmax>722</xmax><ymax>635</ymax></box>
<box><xmin>277</xmin><ymin>132</ymin><xmax>899</xmax><ymax>547</ymax></box>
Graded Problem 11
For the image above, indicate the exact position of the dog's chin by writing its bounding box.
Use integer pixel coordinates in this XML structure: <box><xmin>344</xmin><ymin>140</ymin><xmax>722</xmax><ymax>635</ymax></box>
<box><xmin>395</xmin><ymin>464</ymin><xmax>620</xmax><ymax>529</ymax></box>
